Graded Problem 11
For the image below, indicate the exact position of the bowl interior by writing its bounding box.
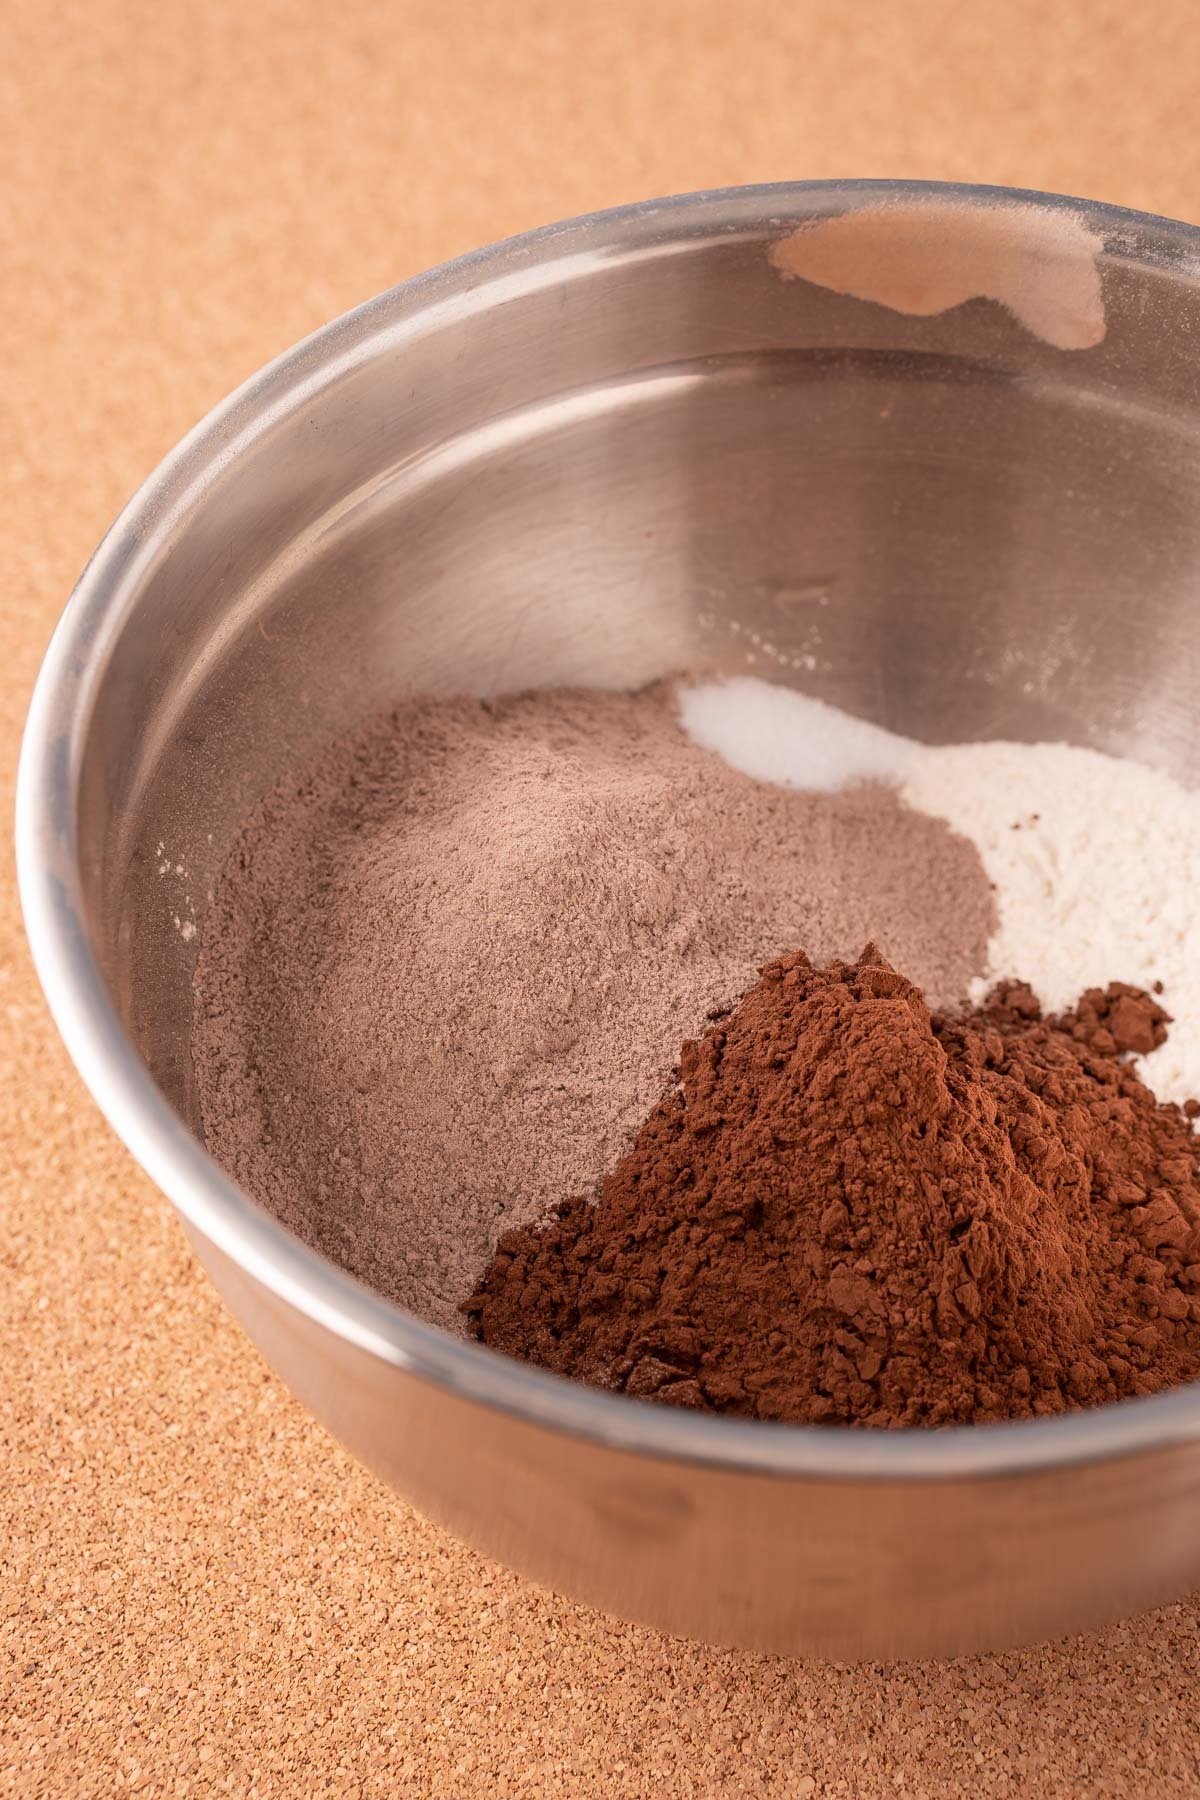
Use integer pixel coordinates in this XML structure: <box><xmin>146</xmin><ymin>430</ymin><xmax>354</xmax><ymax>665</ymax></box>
<box><xmin>70</xmin><ymin>187</ymin><xmax>1200</xmax><ymax>1157</ymax></box>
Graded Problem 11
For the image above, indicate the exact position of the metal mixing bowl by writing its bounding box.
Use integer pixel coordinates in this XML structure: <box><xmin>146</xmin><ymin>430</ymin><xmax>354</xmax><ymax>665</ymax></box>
<box><xmin>19</xmin><ymin>181</ymin><xmax>1200</xmax><ymax>1661</ymax></box>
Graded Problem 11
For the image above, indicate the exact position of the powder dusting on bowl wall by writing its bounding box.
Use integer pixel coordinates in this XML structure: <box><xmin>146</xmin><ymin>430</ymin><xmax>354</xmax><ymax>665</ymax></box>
<box><xmin>768</xmin><ymin>196</ymin><xmax>1108</xmax><ymax>349</ymax></box>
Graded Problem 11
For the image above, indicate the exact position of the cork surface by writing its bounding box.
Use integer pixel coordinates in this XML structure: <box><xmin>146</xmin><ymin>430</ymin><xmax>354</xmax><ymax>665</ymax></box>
<box><xmin>5</xmin><ymin>2</ymin><xmax>1200</xmax><ymax>1792</ymax></box>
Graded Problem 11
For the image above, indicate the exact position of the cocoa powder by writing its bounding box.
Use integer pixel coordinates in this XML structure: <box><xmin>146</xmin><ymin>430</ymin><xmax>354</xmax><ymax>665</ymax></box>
<box><xmin>192</xmin><ymin>687</ymin><xmax>993</xmax><ymax>1332</ymax></box>
<box><xmin>466</xmin><ymin>948</ymin><xmax>1200</xmax><ymax>1425</ymax></box>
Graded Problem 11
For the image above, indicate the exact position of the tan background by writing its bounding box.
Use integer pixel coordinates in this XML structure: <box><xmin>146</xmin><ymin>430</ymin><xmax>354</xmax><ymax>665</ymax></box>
<box><xmin>5</xmin><ymin>1</ymin><xmax>1200</xmax><ymax>1793</ymax></box>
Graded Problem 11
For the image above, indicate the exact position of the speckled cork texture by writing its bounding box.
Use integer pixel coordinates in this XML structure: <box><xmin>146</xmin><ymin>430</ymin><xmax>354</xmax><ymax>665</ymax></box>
<box><xmin>4</xmin><ymin>1</ymin><xmax>1200</xmax><ymax>1793</ymax></box>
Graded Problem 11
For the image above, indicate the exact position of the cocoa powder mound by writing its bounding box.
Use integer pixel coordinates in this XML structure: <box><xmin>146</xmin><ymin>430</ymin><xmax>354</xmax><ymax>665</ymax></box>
<box><xmin>466</xmin><ymin>948</ymin><xmax>1200</xmax><ymax>1425</ymax></box>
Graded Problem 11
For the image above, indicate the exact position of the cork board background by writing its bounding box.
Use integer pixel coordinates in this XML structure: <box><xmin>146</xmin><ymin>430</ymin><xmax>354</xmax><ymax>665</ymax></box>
<box><xmin>5</xmin><ymin>1</ymin><xmax>1200</xmax><ymax>1793</ymax></box>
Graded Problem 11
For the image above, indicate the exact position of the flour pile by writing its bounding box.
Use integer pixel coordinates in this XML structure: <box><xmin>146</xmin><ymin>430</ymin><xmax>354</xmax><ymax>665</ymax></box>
<box><xmin>680</xmin><ymin>678</ymin><xmax>1200</xmax><ymax>1104</ymax></box>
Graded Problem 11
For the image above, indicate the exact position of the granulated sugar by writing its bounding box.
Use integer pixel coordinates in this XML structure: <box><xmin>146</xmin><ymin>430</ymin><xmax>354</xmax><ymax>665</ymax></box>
<box><xmin>682</xmin><ymin>677</ymin><xmax>1200</xmax><ymax>1104</ymax></box>
<box><xmin>193</xmin><ymin>683</ymin><xmax>993</xmax><ymax>1331</ymax></box>
<box><xmin>679</xmin><ymin>681</ymin><xmax>921</xmax><ymax>792</ymax></box>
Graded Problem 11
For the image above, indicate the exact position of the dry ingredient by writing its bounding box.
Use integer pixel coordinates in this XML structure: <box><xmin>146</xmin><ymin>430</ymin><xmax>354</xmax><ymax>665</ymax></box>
<box><xmin>195</xmin><ymin>671</ymin><xmax>1200</xmax><ymax>1424</ymax></box>
<box><xmin>467</xmin><ymin>947</ymin><xmax>1200</xmax><ymax>1425</ymax></box>
<box><xmin>192</xmin><ymin>684</ymin><xmax>992</xmax><ymax>1332</ymax></box>
<box><xmin>680</xmin><ymin>677</ymin><xmax>1200</xmax><ymax>1104</ymax></box>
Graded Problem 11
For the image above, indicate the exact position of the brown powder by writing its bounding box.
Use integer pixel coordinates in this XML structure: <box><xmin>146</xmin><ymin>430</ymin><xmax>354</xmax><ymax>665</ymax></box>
<box><xmin>467</xmin><ymin>947</ymin><xmax>1200</xmax><ymax>1424</ymax></box>
<box><xmin>192</xmin><ymin>685</ymin><xmax>994</xmax><ymax>1332</ymax></box>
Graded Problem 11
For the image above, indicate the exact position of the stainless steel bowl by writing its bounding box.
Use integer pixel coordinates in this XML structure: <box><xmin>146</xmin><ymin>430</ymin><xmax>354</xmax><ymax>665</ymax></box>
<box><xmin>19</xmin><ymin>181</ymin><xmax>1200</xmax><ymax>1661</ymax></box>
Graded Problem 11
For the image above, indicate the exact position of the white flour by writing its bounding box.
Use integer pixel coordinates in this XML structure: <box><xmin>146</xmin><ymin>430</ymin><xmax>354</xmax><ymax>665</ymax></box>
<box><xmin>679</xmin><ymin>676</ymin><xmax>1200</xmax><ymax>1104</ymax></box>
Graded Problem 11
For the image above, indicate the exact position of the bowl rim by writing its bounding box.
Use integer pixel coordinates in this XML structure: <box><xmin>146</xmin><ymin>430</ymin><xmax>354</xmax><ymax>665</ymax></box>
<box><xmin>18</xmin><ymin>177</ymin><xmax>1200</xmax><ymax>1481</ymax></box>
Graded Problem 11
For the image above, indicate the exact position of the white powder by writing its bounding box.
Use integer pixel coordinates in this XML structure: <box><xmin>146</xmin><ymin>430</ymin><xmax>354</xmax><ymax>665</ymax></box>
<box><xmin>679</xmin><ymin>677</ymin><xmax>1200</xmax><ymax>1104</ymax></box>
<box><xmin>678</xmin><ymin>679</ymin><xmax>920</xmax><ymax>791</ymax></box>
